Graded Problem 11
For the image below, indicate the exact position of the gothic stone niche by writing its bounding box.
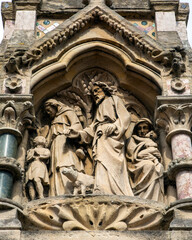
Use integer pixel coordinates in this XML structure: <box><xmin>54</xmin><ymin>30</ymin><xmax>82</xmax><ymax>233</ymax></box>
<box><xmin>24</xmin><ymin>69</ymin><xmax>168</xmax><ymax>230</ymax></box>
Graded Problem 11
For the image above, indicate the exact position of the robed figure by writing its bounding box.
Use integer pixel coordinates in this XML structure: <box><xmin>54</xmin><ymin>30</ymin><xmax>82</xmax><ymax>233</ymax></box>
<box><xmin>126</xmin><ymin>118</ymin><xmax>164</xmax><ymax>202</ymax></box>
<box><xmin>69</xmin><ymin>82</ymin><xmax>133</xmax><ymax>196</ymax></box>
<box><xmin>45</xmin><ymin>99</ymin><xmax>84</xmax><ymax>196</ymax></box>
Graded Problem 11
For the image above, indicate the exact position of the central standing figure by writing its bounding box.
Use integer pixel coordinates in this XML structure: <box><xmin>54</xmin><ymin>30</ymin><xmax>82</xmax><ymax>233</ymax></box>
<box><xmin>69</xmin><ymin>82</ymin><xmax>133</xmax><ymax>196</ymax></box>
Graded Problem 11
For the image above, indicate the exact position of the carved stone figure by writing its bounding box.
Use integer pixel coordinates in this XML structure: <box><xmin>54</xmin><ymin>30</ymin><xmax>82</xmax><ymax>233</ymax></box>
<box><xmin>44</xmin><ymin>99</ymin><xmax>84</xmax><ymax>196</ymax></box>
<box><xmin>69</xmin><ymin>82</ymin><xmax>133</xmax><ymax>196</ymax></box>
<box><xmin>126</xmin><ymin>118</ymin><xmax>164</xmax><ymax>202</ymax></box>
<box><xmin>26</xmin><ymin>136</ymin><xmax>50</xmax><ymax>200</ymax></box>
<box><xmin>62</xmin><ymin>167</ymin><xmax>94</xmax><ymax>195</ymax></box>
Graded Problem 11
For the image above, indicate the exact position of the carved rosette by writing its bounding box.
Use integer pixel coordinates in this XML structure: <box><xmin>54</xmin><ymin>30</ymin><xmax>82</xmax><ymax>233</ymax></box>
<box><xmin>5</xmin><ymin>77</ymin><xmax>22</xmax><ymax>93</ymax></box>
<box><xmin>24</xmin><ymin>196</ymin><xmax>168</xmax><ymax>231</ymax></box>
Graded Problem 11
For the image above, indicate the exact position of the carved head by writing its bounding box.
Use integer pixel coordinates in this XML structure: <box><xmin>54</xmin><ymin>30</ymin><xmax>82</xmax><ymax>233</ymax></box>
<box><xmin>134</xmin><ymin>118</ymin><xmax>153</xmax><ymax>137</ymax></box>
<box><xmin>44</xmin><ymin>99</ymin><xmax>59</xmax><ymax>119</ymax></box>
<box><xmin>33</xmin><ymin>136</ymin><xmax>46</xmax><ymax>147</ymax></box>
<box><xmin>91</xmin><ymin>82</ymin><xmax>114</xmax><ymax>105</ymax></box>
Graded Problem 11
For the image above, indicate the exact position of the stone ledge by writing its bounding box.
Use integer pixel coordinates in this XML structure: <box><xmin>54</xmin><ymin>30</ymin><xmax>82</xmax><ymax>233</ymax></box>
<box><xmin>20</xmin><ymin>230</ymin><xmax>192</xmax><ymax>240</ymax></box>
<box><xmin>23</xmin><ymin>195</ymin><xmax>169</xmax><ymax>231</ymax></box>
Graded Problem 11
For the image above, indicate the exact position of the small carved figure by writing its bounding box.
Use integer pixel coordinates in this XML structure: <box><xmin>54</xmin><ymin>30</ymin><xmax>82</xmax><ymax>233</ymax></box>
<box><xmin>68</xmin><ymin>82</ymin><xmax>133</xmax><ymax>196</ymax></box>
<box><xmin>62</xmin><ymin>167</ymin><xmax>94</xmax><ymax>195</ymax></box>
<box><xmin>126</xmin><ymin>118</ymin><xmax>164</xmax><ymax>202</ymax></box>
<box><xmin>26</xmin><ymin>136</ymin><xmax>50</xmax><ymax>200</ymax></box>
<box><xmin>44</xmin><ymin>99</ymin><xmax>84</xmax><ymax>196</ymax></box>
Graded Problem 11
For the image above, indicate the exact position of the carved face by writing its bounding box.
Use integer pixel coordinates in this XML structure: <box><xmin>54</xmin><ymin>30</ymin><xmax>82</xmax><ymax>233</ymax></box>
<box><xmin>34</xmin><ymin>136</ymin><xmax>46</xmax><ymax>147</ymax></box>
<box><xmin>45</xmin><ymin>105</ymin><xmax>57</xmax><ymax>119</ymax></box>
<box><xmin>92</xmin><ymin>85</ymin><xmax>105</xmax><ymax>105</ymax></box>
<box><xmin>136</xmin><ymin>122</ymin><xmax>150</xmax><ymax>137</ymax></box>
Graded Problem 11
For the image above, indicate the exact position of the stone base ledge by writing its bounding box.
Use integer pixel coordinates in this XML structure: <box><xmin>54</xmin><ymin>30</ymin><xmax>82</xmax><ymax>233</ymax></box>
<box><xmin>0</xmin><ymin>230</ymin><xmax>21</xmax><ymax>240</ymax></box>
<box><xmin>20</xmin><ymin>230</ymin><xmax>192</xmax><ymax>240</ymax></box>
<box><xmin>23</xmin><ymin>195</ymin><xmax>168</xmax><ymax>231</ymax></box>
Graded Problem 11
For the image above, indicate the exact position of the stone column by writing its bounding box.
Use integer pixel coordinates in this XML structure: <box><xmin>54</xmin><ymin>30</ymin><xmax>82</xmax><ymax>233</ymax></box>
<box><xmin>0</xmin><ymin>95</ymin><xmax>34</xmax><ymax>199</ymax></box>
<box><xmin>156</xmin><ymin>96</ymin><xmax>192</xmax><ymax>200</ymax></box>
<box><xmin>171</xmin><ymin>134</ymin><xmax>192</xmax><ymax>199</ymax></box>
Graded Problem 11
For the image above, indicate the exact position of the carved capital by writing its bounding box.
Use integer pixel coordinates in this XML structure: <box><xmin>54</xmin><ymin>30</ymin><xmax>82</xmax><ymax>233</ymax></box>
<box><xmin>155</xmin><ymin>97</ymin><xmax>192</xmax><ymax>143</ymax></box>
<box><xmin>0</xmin><ymin>95</ymin><xmax>35</xmax><ymax>141</ymax></box>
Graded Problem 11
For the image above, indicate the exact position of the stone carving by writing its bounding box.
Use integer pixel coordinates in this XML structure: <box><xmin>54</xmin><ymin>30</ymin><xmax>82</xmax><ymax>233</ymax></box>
<box><xmin>5</xmin><ymin>77</ymin><xmax>22</xmax><ymax>93</ymax></box>
<box><xmin>0</xmin><ymin>99</ymin><xmax>35</xmax><ymax>134</ymax></box>
<box><xmin>25</xmin><ymin>196</ymin><xmax>168</xmax><ymax>231</ymax></box>
<box><xmin>156</xmin><ymin>103</ymin><xmax>192</xmax><ymax>143</ymax></box>
<box><xmin>152</xmin><ymin>46</ymin><xmax>187</xmax><ymax>93</ymax></box>
<box><xmin>34</xmin><ymin>70</ymin><xmax>150</xmax><ymax>198</ymax></box>
<box><xmin>4</xmin><ymin>48</ymin><xmax>43</xmax><ymax>75</ymax></box>
<box><xmin>156</xmin><ymin>101</ymin><xmax>192</xmax><ymax>183</ymax></box>
<box><xmin>171</xmin><ymin>78</ymin><xmax>185</xmax><ymax>93</ymax></box>
<box><xmin>4</xmin><ymin>6</ymin><xmax>164</xmax><ymax>74</ymax></box>
<box><xmin>152</xmin><ymin>46</ymin><xmax>186</xmax><ymax>76</ymax></box>
<box><xmin>26</xmin><ymin>136</ymin><xmax>50</xmax><ymax>200</ymax></box>
<box><xmin>1</xmin><ymin>101</ymin><xmax>16</xmax><ymax>128</ymax></box>
<box><xmin>44</xmin><ymin>99</ymin><xmax>84</xmax><ymax>196</ymax></box>
<box><xmin>68</xmin><ymin>81</ymin><xmax>133</xmax><ymax>196</ymax></box>
<box><xmin>126</xmin><ymin>118</ymin><xmax>164</xmax><ymax>202</ymax></box>
<box><xmin>62</xmin><ymin>167</ymin><xmax>94</xmax><ymax>195</ymax></box>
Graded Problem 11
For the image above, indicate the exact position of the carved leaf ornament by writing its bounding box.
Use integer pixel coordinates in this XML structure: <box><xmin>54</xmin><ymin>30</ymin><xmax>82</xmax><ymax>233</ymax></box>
<box><xmin>25</xmin><ymin>196</ymin><xmax>167</xmax><ymax>231</ymax></box>
<box><xmin>4</xmin><ymin>5</ymin><xmax>163</xmax><ymax>74</ymax></box>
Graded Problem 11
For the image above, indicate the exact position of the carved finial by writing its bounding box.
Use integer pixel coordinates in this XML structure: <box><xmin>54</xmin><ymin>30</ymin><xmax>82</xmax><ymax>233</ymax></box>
<box><xmin>82</xmin><ymin>0</ymin><xmax>112</xmax><ymax>7</ymax></box>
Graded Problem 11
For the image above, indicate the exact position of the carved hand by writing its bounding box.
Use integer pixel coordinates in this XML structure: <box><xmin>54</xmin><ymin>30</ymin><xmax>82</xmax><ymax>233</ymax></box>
<box><xmin>63</xmin><ymin>129</ymin><xmax>70</xmax><ymax>136</ymax></box>
<box><xmin>67</xmin><ymin>129</ymin><xmax>80</xmax><ymax>139</ymax></box>
<box><xmin>104</xmin><ymin>124</ymin><xmax>117</xmax><ymax>137</ymax></box>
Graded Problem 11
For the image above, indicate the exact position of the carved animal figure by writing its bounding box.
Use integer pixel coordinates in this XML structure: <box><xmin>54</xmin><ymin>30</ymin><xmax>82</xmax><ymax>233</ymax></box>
<box><xmin>62</xmin><ymin>167</ymin><xmax>94</xmax><ymax>195</ymax></box>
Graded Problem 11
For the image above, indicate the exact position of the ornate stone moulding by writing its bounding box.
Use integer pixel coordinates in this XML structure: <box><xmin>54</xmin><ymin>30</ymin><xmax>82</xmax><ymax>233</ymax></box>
<box><xmin>5</xmin><ymin>77</ymin><xmax>22</xmax><ymax>93</ymax></box>
<box><xmin>0</xmin><ymin>157</ymin><xmax>23</xmax><ymax>179</ymax></box>
<box><xmin>4</xmin><ymin>5</ymin><xmax>163</xmax><ymax>75</ymax></box>
<box><xmin>167</xmin><ymin>158</ymin><xmax>192</xmax><ymax>181</ymax></box>
<box><xmin>24</xmin><ymin>195</ymin><xmax>170</xmax><ymax>231</ymax></box>
<box><xmin>155</xmin><ymin>96</ymin><xmax>192</xmax><ymax>144</ymax></box>
<box><xmin>0</xmin><ymin>95</ymin><xmax>35</xmax><ymax>138</ymax></box>
<box><xmin>0</xmin><ymin>199</ymin><xmax>23</xmax><ymax>230</ymax></box>
<box><xmin>168</xmin><ymin>199</ymin><xmax>192</xmax><ymax>230</ymax></box>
